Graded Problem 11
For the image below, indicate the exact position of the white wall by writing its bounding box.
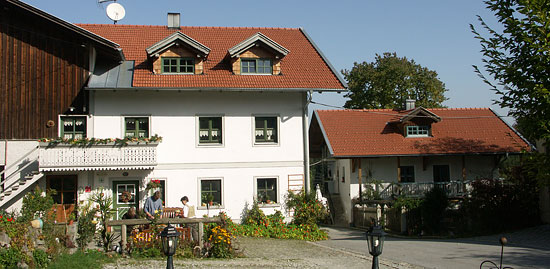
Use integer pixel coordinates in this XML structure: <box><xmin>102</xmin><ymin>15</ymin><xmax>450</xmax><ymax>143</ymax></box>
<box><xmin>90</xmin><ymin>91</ymin><xmax>304</xmax><ymax>164</ymax></box>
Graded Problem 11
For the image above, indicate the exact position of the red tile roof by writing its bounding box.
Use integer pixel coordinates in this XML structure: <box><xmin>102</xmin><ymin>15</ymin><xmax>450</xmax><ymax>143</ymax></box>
<box><xmin>78</xmin><ymin>24</ymin><xmax>345</xmax><ymax>89</ymax></box>
<box><xmin>313</xmin><ymin>108</ymin><xmax>531</xmax><ymax>157</ymax></box>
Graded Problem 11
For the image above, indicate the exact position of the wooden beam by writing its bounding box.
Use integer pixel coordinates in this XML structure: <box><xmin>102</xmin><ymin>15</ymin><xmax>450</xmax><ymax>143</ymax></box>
<box><xmin>121</xmin><ymin>224</ymin><xmax>127</xmax><ymax>253</ymax></box>
<box><xmin>107</xmin><ymin>217</ymin><xmax>222</xmax><ymax>226</ymax></box>
<box><xmin>358</xmin><ymin>158</ymin><xmax>362</xmax><ymax>204</ymax></box>
<box><xmin>397</xmin><ymin>156</ymin><xmax>401</xmax><ymax>183</ymax></box>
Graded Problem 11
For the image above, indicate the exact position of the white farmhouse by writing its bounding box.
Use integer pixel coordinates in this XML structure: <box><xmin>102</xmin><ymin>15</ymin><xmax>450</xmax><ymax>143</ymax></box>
<box><xmin>0</xmin><ymin>6</ymin><xmax>346</xmax><ymax>223</ymax></box>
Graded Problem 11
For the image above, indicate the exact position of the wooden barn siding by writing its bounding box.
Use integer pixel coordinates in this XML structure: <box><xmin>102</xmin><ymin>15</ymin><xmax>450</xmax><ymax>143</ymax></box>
<box><xmin>0</xmin><ymin>9</ymin><xmax>90</xmax><ymax>139</ymax></box>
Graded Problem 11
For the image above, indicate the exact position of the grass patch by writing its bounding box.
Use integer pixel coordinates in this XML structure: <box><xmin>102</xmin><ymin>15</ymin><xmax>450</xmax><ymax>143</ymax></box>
<box><xmin>48</xmin><ymin>250</ymin><xmax>115</xmax><ymax>269</ymax></box>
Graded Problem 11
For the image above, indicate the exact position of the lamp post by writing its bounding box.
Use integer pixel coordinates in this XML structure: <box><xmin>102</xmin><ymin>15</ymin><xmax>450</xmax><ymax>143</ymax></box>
<box><xmin>160</xmin><ymin>223</ymin><xmax>180</xmax><ymax>269</ymax></box>
<box><xmin>366</xmin><ymin>224</ymin><xmax>386</xmax><ymax>269</ymax></box>
<box><xmin>479</xmin><ymin>237</ymin><xmax>513</xmax><ymax>269</ymax></box>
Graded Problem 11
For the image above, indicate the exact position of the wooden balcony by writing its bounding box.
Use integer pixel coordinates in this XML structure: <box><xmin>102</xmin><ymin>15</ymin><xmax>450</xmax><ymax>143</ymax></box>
<box><xmin>38</xmin><ymin>142</ymin><xmax>158</xmax><ymax>171</ymax></box>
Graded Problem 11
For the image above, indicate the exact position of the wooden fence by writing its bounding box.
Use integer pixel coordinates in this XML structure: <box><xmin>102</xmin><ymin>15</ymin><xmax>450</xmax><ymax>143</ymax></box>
<box><xmin>106</xmin><ymin>217</ymin><xmax>221</xmax><ymax>253</ymax></box>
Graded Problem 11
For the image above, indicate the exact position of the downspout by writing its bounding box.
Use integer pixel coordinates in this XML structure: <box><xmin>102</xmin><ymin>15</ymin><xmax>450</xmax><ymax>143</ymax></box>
<box><xmin>303</xmin><ymin>90</ymin><xmax>312</xmax><ymax>193</ymax></box>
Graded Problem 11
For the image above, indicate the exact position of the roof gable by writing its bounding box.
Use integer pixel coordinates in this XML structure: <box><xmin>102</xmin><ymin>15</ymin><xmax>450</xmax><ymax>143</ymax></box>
<box><xmin>400</xmin><ymin>107</ymin><xmax>441</xmax><ymax>123</ymax></box>
<box><xmin>146</xmin><ymin>31</ymin><xmax>210</xmax><ymax>57</ymax></box>
<box><xmin>228</xmin><ymin>32</ymin><xmax>289</xmax><ymax>58</ymax></box>
<box><xmin>312</xmin><ymin>108</ymin><xmax>532</xmax><ymax>157</ymax></box>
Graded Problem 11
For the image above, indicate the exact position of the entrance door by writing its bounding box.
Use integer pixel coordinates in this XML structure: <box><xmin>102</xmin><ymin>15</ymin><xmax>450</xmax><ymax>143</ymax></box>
<box><xmin>47</xmin><ymin>175</ymin><xmax>77</xmax><ymax>223</ymax></box>
<box><xmin>112</xmin><ymin>180</ymin><xmax>139</xmax><ymax>220</ymax></box>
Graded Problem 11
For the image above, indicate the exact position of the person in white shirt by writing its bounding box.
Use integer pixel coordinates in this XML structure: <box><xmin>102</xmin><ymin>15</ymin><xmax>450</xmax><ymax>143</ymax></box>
<box><xmin>180</xmin><ymin>196</ymin><xmax>198</xmax><ymax>241</ymax></box>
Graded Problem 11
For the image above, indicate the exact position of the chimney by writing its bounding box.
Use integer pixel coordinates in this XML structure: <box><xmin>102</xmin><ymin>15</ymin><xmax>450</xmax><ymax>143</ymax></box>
<box><xmin>405</xmin><ymin>99</ymin><xmax>416</xmax><ymax>110</ymax></box>
<box><xmin>167</xmin><ymin>13</ymin><xmax>181</xmax><ymax>29</ymax></box>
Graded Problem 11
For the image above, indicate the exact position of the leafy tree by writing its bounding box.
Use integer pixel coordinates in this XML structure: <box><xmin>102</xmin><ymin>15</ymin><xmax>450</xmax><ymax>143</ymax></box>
<box><xmin>342</xmin><ymin>52</ymin><xmax>448</xmax><ymax>109</ymax></box>
<box><xmin>471</xmin><ymin>0</ymin><xmax>550</xmax><ymax>141</ymax></box>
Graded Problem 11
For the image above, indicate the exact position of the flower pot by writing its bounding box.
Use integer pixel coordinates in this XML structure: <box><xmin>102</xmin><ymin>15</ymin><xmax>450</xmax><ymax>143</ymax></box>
<box><xmin>208</xmin><ymin>201</ymin><xmax>213</xmax><ymax>206</ymax></box>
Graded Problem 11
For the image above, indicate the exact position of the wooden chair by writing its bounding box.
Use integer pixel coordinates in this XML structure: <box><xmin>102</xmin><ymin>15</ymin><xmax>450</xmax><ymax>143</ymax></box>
<box><xmin>162</xmin><ymin>207</ymin><xmax>182</xmax><ymax>218</ymax></box>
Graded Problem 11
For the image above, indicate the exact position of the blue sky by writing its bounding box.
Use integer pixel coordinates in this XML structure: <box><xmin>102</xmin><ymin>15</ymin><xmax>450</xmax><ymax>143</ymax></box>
<box><xmin>24</xmin><ymin>0</ymin><xmax>508</xmax><ymax>120</ymax></box>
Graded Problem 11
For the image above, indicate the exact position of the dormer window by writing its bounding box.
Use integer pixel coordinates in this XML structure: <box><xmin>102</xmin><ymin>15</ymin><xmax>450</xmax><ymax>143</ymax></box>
<box><xmin>241</xmin><ymin>58</ymin><xmax>272</xmax><ymax>74</ymax></box>
<box><xmin>406</xmin><ymin>125</ymin><xmax>430</xmax><ymax>137</ymax></box>
<box><xmin>162</xmin><ymin>57</ymin><xmax>195</xmax><ymax>74</ymax></box>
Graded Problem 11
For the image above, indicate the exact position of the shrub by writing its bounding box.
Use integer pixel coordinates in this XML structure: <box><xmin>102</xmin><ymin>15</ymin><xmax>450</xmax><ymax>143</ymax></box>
<box><xmin>421</xmin><ymin>187</ymin><xmax>448</xmax><ymax>235</ymax></box>
<box><xmin>33</xmin><ymin>249</ymin><xmax>50</xmax><ymax>268</ymax></box>
<box><xmin>205</xmin><ymin>225</ymin><xmax>234</xmax><ymax>258</ymax></box>
<box><xmin>0</xmin><ymin>247</ymin><xmax>24</xmax><ymax>268</ymax></box>
<box><xmin>392</xmin><ymin>197</ymin><xmax>422</xmax><ymax>235</ymax></box>
<box><xmin>88</xmin><ymin>189</ymin><xmax>116</xmax><ymax>251</ymax></box>
<box><xmin>285</xmin><ymin>190</ymin><xmax>328</xmax><ymax>226</ymax></box>
<box><xmin>20</xmin><ymin>186</ymin><xmax>55</xmax><ymax>223</ymax></box>
<box><xmin>76</xmin><ymin>201</ymin><xmax>97</xmax><ymax>251</ymax></box>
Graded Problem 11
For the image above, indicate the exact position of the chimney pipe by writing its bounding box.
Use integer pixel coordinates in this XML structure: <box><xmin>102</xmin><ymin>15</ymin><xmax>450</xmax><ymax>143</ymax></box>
<box><xmin>405</xmin><ymin>99</ymin><xmax>416</xmax><ymax>110</ymax></box>
<box><xmin>167</xmin><ymin>13</ymin><xmax>180</xmax><ymax>29</ymax></box>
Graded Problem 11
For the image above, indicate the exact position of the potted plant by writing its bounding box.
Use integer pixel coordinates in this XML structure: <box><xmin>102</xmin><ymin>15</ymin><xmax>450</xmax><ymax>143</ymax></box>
<box><xmin>206</xmin><ymin>193</ymin><xmax>214</xmax><ymax>206</ymax></box>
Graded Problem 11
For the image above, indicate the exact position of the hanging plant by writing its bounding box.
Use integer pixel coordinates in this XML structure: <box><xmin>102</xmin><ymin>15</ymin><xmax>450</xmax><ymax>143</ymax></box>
<box><xmin>146</xmin><ymin>179</ymin><xmax>162</xmax><ymax>191</ymax></box>
<box><xmin>38</xmin><ymin>134</ymin><xmax>163</xmax><ymax>146</ymax></box>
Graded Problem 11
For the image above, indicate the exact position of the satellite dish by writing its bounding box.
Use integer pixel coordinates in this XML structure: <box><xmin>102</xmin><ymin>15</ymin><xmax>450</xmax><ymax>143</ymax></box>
<box><xmin>106</xmin><ymin>2</ymin><xmax>126</xmax><ymax>23</ymax></box>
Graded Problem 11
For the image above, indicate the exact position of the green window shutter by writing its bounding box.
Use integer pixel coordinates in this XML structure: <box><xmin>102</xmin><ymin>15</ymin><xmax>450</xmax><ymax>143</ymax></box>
<box><xmin>125</xmin><ymin>117</ymin><xmax>149</xmax><ymax>138</ymax></box>
<box><xmin>161</xmin><ymin>57</ymin><xmax>195</xmax><ymax>74</ymax></box>
<box><xmin>255</xmin><ymin>116</ymin><xmax>277</xmax><ymax>143</ymax></box>
<box><xmin>61</xmin><ymin>116</ymin><xmax>86</xmax><ymax>139</ymax></box>
<box><xmin>199</xmin><ymin>117</ymin><xmax>222</xmax><ymax>144</ymax></box>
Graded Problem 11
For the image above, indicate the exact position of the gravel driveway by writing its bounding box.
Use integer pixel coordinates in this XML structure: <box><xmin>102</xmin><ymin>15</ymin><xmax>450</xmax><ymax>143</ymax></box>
<box><xmin>104</xmin><ymin>236</ymin><xmax>410</xmax><ymax>268</ymax></box>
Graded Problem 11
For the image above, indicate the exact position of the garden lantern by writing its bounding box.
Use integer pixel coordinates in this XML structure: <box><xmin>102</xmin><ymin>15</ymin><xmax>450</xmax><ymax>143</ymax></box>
<box><xmin>366</xmin><ymin>225</ymin><xmax>386</xmax><ymax>269</ymax></box>
<box><xmin>160</xmin><ymin>223</ymin><xmax>180</xmax><ymax>269</ymax></box>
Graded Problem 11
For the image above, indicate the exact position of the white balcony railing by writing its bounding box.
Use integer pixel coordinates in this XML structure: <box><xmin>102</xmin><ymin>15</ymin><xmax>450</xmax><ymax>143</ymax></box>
<box><xmin>38</xmin><ymin>142</ymin><xmax>158</xmax><ymax>171</ymax></box>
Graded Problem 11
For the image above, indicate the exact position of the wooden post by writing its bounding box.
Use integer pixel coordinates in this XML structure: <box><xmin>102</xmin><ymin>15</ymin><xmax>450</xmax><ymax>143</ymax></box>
<box><xmin>358</xmin><ymin>158</ymin><xmax>362</xmax><ymax>204</ymax></box>
<box><xmin>198</xmin><ymin>220</ymin><xmax>204</xmax><ymax>248</ymax></box>
<box><xmin>462</xmin><ymin>155</ymin><xmax>466</xmax><ymax>193</ymax></box>
<box><xmin>121</xmin><ymin>224</ymin><xmax>127</xmax><ymax>253</ymax></box>
<box><xmin>397</xmin><ymin>156</ymin><xmax>401</xmax><ymax>183</ymax></box>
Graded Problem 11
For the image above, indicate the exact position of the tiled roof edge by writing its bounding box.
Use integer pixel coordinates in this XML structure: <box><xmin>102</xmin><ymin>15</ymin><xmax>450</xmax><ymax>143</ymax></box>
<box><xmin>488</xmin><ymin>108</ymin><xmax>535</xmax><ymax>151</ymax></box>
<box><xmin>299</xmin><ymin>28</ymin><xmax>348</xmax><ymax>90</ymax></box>
<box><xmin>313</xmin><ymin>111</ymin><xmax>335</xmax><ymax>156</ymax></box>
<box><xmin>76</xmin><ymin>24</ymin><xmax>301</xmax><ymax>30</ymax></box>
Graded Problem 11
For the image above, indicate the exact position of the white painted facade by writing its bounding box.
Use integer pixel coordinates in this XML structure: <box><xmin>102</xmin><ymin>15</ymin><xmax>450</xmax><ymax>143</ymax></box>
<box><xmin>327</xmin><ymin>155</ymin><xmax>499</xmax><ymax>225</ymax></box>
<box><xmin>1</xmin><ymin>91</ymin><xmax>307</xmax><ymax>222</ymax></box>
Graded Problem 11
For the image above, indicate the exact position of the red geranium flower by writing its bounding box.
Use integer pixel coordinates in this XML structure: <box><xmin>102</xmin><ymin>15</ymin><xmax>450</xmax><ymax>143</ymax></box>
<box><xmin>7</xmin><ymin>218</ymin><xmax>13</xmax><ymax>222</ymax></box>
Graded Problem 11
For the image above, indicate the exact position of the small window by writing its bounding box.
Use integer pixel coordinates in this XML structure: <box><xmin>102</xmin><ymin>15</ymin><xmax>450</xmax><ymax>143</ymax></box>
<box><xmin>255</xmin><ymin>116</ymin><xmax>278</xmax><ymax>143</ymax></box>
<box><xmin>199</xmin><ymin>117</ymin><xmax>222</xmax><ymax>144</ymax></box>
<box><xmin>61</xmin><ymin>116</ymin><xmax>86</xmax><ymax>139</ymax></box>
<box><xmin>200</xmin><ymin>179</ymin><xmax>222</xmax><ymax>206</ymax></box>
<box><xmin>241</xmin><ymin>58</ymin><xmax>272</xmax><ymax>74</ymax></box>
<box><xmin>125</xmin><ymin>117</ymin><xmax>149</xmax><ymax>138</ymax></box>
<box><xmin>406</xmin><ymin>125</ymin><xmax>430</xmax><ymax>137</ymax></box>
<box><xmin>256</xmin><ymin>177</ymin><xmax>277</xmax><ymax>204</ymax></box>
<box><xmin>162</xmin><ymin>57</ymin><xmax>195</xmax><ymax>74</ymax></box>
<box><xmin>116</xmin><ymin>184</ymin><xmax>137</xmax><ymax>205</ymax></box>
<box><xmin>400</xmin><ymin>166</ymin><xmax>415</xmax><ymax>183</ymax></box>
<box><xmin>433</xmin><ymin>165</ymin><xmax>450</xmax><ymax>182</ymax></box>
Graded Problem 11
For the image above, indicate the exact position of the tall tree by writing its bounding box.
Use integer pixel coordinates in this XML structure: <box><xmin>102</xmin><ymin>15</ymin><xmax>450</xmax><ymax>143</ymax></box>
<box><xmin>471</xmin><ymin>0</ymin><xmax>550</xmax><ymax>141</ymax></box>
<box><xmin>342</xmin><ymin>52</ymin><xmax>448</xmax><ymax>109</ymax></box>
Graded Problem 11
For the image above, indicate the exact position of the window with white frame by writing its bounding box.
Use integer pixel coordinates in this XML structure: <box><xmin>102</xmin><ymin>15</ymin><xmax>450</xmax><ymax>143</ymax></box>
<box><xmin>254</xmin><ymin>116</ymin><xmax>278</xmax><ymax>143</ymax></box>
<box><xmin>200</xmin><ymin>179</ymin><xmax>222</xmax><ymax>206</ymax></box>
<box><xmin>60</xmin><ymin>116</ymin><xmax>86</xmax><ymax>139</ymax></box>
<box><xmin>198</xmin><ymin>116</ymin><xmax>222</xmax><ymax>144</ymax></box>
<box><xmin>406</xmin><ymin>125</ymin><xmax>429</xmax><ymax>137</ymax></box>
<box><xmin>256</xmin><ymin>177</ymin><xmax>277</xmax><ymax>204</ymax></box>
<box><xmin>400</xmin><ymin>166</ymin><xmax>415</xmax><ymax>183</ymax></box>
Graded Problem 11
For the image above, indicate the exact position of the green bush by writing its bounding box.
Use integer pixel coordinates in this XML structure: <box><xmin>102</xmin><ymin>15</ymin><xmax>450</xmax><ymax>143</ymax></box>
<box><xmin>76</xmin><ymin>201</ymin><xmax>97</xmax><ymax>251</ymax></box>
<box><xmin>20</xmin><ymin>186</ymin><xmax>55</xmax><ymax>223</ymax></box>
<box><xmin>285</xmin><ymin>190</ymin><xmax>328</xmax><ymax>226</ymax></box>
<box><xmin>0</xmin><ymin>247</ymin><xmax>24</xmax><ymax>268</ymax></box>
<box><xmin>421</xmin><ymin>187</ymin><xmax>448</xmax><ymax>235</ymax></box>
<box><xmin>33</xmin><ymin>249</ymin><xmax>49</xmax><ymax>268</ymax></box>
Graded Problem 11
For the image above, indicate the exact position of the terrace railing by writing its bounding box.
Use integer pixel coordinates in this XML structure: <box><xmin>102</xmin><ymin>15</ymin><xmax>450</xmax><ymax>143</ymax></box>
<box><xmin>378</xmin><ymin>180</ymin><xmax>471</xmax><ymax>200</ymax></box>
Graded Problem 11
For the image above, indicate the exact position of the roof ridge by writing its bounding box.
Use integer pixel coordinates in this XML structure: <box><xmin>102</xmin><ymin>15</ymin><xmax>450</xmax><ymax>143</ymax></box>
<box><xmin>429</xmin><ymin>107</ymin><xmax>490</xmax><ymax>110</ymax></box>
<box><xmin>75</xmin><ymin>24</ymin><xmax>300</xmax><ymax>30</ymax></box>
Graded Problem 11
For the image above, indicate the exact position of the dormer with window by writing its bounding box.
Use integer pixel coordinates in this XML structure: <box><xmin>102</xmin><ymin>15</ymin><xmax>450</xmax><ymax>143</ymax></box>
<box><xmin>228</xmin><ymin>32</ymin><xmax>289</xmax><ymax>75</ymax></box>
<box><xmin>399</xmin><ymin>107</ymin><xmax>441</xmax><ymax>138</ymax></box>
<box><xmin>146</xmin><ymin>32</ymin><xmax>211</xmax><ymax>75</ymax></box>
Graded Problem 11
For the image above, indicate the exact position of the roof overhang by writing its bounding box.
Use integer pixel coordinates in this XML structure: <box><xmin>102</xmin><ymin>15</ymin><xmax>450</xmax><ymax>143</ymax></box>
<box><xmin>86</xmin><ymin>87</ymin><xmax>343</xmax><ymax>92</ymax></box>
<box><xmin>331</xmin><ymin>152</ymin><xmax>522</xmax><ymax>159</ymax></box>
<box><xmin>5</xmin><ymin>0</ymin><xmax>123</xmax><ymax>61</ymax></box>
<box><xmin>228</xmin><ymin>32</ymin><xmax>289</xmax><ymax>58</ymax></box>
<box><xmin>40</xmin><ymin>165</ymin><xmax>155</xmax><ymax>172</ymax></box>
<box><xmin>146</xmin><ymin>31</ymin><xmax>211</xmax><ymax>57</ymax></box>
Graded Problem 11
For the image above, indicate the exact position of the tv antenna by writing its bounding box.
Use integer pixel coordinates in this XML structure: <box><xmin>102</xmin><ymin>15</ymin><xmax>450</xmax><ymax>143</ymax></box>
<box><xmin>99</xmin><ymin>0</ymin><xmax>126</xmax><ymax>24</ymax></box>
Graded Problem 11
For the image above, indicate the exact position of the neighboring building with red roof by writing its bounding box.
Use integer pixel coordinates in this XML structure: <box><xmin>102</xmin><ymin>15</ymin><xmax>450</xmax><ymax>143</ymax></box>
<box><xmin>1</xmin><ymin>6</ymin><xmax>346</xmax><ymax>223</ymax></box>
<box><xmin>309</xmin><ymin>101</ymin><xmax>531</xmax><ymax>226</ymax></box>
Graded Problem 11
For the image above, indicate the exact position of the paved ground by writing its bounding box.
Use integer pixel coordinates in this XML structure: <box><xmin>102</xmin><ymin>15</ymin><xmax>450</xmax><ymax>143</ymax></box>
<box><xmin>315</xmin><ymin>225</ymin><xmax>550</xmax><ymax>269</ymax></box>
